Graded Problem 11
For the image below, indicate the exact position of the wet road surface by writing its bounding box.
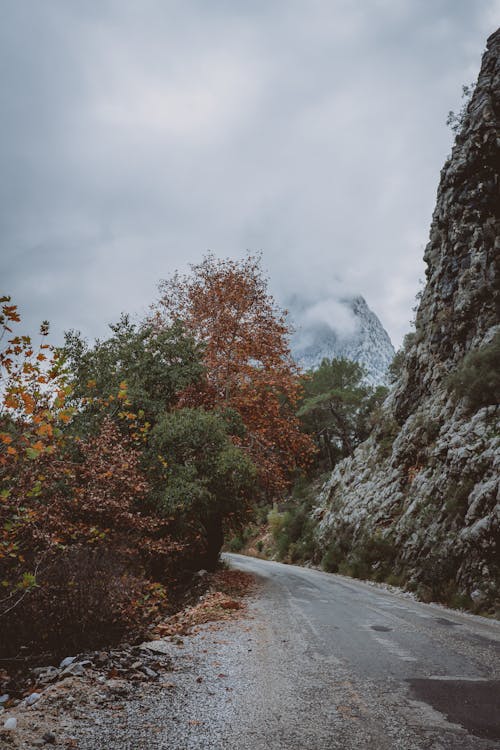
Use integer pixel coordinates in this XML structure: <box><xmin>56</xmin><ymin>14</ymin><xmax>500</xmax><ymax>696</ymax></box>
<box><xmin>216</xmin><ymin>554</ymin><xmax>500</xmax><ymax>749</ymax></box>
<box><xmin>75</xmin><ymin>554</ymin><xmax>500</xmax><ymax>749</ymax></box>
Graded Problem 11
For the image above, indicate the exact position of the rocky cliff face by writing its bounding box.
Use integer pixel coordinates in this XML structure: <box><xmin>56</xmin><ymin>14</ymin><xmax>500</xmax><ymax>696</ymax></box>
<box><xmin>313</xmin><ymin>29</ymin><xmax>500</xmax><ymax>610</ymax></box>
<box><xmin>290</xmin><ymin>295</ymin><xmax>395</xmax><ymax>385</ymax></box>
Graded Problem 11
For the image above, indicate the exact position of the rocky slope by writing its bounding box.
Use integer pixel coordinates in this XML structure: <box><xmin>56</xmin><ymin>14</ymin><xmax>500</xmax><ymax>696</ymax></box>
<box><xmin>290</xmin><ymin>294</ymin><xmax>395</xmax><ymax>385</ymax></box>
<box><xmin>313</xmin><ymin>28</ymin><xmax>500</xmax><ymax>610</ymax></box>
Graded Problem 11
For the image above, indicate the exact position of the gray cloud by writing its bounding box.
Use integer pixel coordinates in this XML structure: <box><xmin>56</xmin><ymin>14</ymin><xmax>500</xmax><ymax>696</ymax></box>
<box><xmin>1</xmin><ymin>0</ymin><xmax>498</xmax><ymax>346</ymax></box>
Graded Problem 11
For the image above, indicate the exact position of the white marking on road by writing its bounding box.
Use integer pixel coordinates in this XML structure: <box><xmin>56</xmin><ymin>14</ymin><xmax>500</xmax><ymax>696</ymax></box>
<box><xmin>364</xmin><ymin>603</ymin><xmax>416</xmax><ymax>629</ymax></box>
<box><xmin>371</xmin><ymin>635</ymin><xmax>417</xmax><ymax>662</ymax></box>
<box><xmin>427</xmin><ymin>675</ymin><xmax>490</xmax><ymax>681</ymax></box>
<box><xmin>309</xmin><ymin>650</ymin><xmax>342</xmax><ymax>666</ymax></box>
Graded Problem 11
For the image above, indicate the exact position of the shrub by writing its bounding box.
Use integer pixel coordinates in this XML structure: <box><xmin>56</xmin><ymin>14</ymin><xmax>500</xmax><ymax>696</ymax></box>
<box><xmin>349</xmin><ymin>558</ymin><xmax>371</xmax><ymax>579</ymax></box>
<box><xmin>376</xmin><ymin>418</ymin><xmax>400</xmax><ymax>458</ymax></box>
<box><xmin>388</xmin><ymin>332</ymin><xmax>417</xmax><ymax>383</ymax></box>
<box><xmin>288</xmin><ymin>532</ymin><xmax>315</xmax><ymax>564</ymax></box>
<box><xmin>447</xmin><ymin>332</ymin><xmax>500</xmax><ymax>411</ymax></box>
<box><xmin>447</xmin><ymin>590</ymin><xmax>472</xmax><ymax>611</ymax></box>
<box><xmin>385</xmin><ymin>573</ymin><xmax>405</xmax><ymax>587</ymax></box>
<box><xmin>425</xmin><ymin>418</ymin><xmax>441</xmax><ymax>443</ymax></box>
<box><xmin>388</xmin><ymin>350</ymin><xmax>406</xmax><ymax>384</ymax></box>
<box><xmin>322</xmin><ymin>530</ymin><xmax>397</xmax><ymax>581</ymax></box>
<box><xmin>445</xmin><ymin>478</ymin><xmax>476</xmax><ymax>518</ymax></box>
<box><xmin>1</xmin><ymin>546</ymin><xmax>144</xmax><ymax>658</ymax></box>
<box><xmin>321</xmin><ymin>543</ymin><xmax>343</xmax><ymax>573</ymax></box>
<box><xmin>255</xmin><ymin>503</ymin><xmax>272</xmax><ymax>524</ymax></box>
<box><xmin>267</xmin><ymin>507</ymin><xmax>287</xmax><ymax>538</ymax></box>
<box><xmin>446</xmin><ymin>83</ymin><xmax>474</xmax><ymax>134</ymax></box>
<box><xmin>268</xmin><ymin>499</ymin><xmax>319</xmax><ymax>563</ymax></box>
<box><xmin>338</xmin><ymin>561</ymin><xmax>355</xmax><ymax>576</ymax></box>
<box><xmin>360</xmin><ymin>532</ymin><xmax>397</xmax><ymax>567</ymax></box>
<box><xmin>227</xmin><ymin>534</ymin><xmax>244</xmax><ymax>552</ymax></box>
<box><xmin>416</xmin><ymin>550</ymin><xmax>460</xmax><ymax>603</ymax></box>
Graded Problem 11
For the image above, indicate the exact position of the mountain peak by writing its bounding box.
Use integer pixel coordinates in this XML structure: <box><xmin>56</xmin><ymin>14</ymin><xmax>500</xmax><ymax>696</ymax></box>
<box><xmin>289</xmin><ymin>293</ymin><xmax>395</xmax><ymax>386</ymax></box>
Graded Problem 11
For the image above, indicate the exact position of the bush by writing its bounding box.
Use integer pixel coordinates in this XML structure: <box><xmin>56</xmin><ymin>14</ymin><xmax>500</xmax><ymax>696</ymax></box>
<box><xmin>268</xmin><ymin>499</ymin><xmax>318</xmax><ymax>564</ymax></box>
<box><xmin>321</xmin><ymin>530</ymin><xmax>398</xmax><ymax>581</ymax></box>
<box><xmin>446</xmin><ymin>83</ymin><xmax>474</xmax><ymax>134</ymax></box>
<box><xmin>1</xmin><ymin>546</ymin><xmax>144</xmax><ymax>659</ymax></box>
<box><xmin>321</xmin><ymin>543</ymin><xmax>343</xmax><ymax>573</ymax></box>
<box><xmin>349</xmin><ymin>558</ymin><xmax>372</xmax><ymax>579</ymax></box>
<box><xmin>376</xmin><ymin>418</ymin><xmax>400</xmax><ymax>458</ymax></box>
<box><xmin>447</xmin><ymin>591</ymin><xmax>472</xmax><ymax>611</ymax></box>
<box><xmin>338</xmin><ymin>561</ymin><xmax>356</xmax><ymax>577</ymax></box>
<box><xmin>385</xmin><ymin>573</ymin><xmax>405</xmax><ymax>587</ymax></box>
<box><xmin>361</xmin><ymin>532</ymin><xmax>396</xmax><ymax>566</ymax></box>
<box><xmin>289</xmin><ymin>533</ymin><xmax>316</xmax><ymax>563</ymax></box>
<box><xmin>388</xmin><ymin>350</ymin><xmax>405</xmax><ymax>384</ymax></box>
<box><xmin>388</xmin><ymin>332</ymin><xmax>417</xmax><ymax>383</ymax></box>
<box><xmin>226</xmin><ymin>525</ymin><xmax>258</xmax><ymax>553</ymax></box>
<box><xmin>254</xmin><ymin>503</ymin><xmax>272</xmax><ymax>524</ymax></box>
<box><xmin>227</xmin><ymin>534</ymin><xmax>244</xmax><ymax>552</ymax></box>
<box><xmin>447</xmin><ymin>332</ymin><xmax>500</xmax><ymax>411</ymax></box>
<box><xmin>275</xmin><ymin>527</ymin><xmax>293</xmax><ymax>560</ymax></box>
<box><xmin>445</xmin><ymin>478</ymin><xmax>475</xmax><ymax>518</ymax></box>
<box><xmin>416</xmin><ymin>550</ymin><xmax>460</xmax><ymax>603</ymax></box>
<box><xmin>267</xmin><ymin>507</ymin><xmax>287</xmax><ymax>538</ymax></box>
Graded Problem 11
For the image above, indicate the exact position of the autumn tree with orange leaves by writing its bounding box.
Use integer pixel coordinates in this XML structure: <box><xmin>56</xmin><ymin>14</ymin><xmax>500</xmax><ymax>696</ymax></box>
<box><xmin>0</xmin><ymin>298</ymin><xmax>184</xmax><ymax>655</ymax></box>
<box><xmin>153</xmin><ymin>254</ymin><xmax>315</xmax><ymax>501</ymax></box>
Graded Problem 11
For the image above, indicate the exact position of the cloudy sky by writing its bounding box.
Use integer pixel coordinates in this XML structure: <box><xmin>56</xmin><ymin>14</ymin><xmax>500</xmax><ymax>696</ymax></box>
<box><xmin>1</xmin><ymin>0</ymin><xmax>498</xmax><ymax>347</ymax></box>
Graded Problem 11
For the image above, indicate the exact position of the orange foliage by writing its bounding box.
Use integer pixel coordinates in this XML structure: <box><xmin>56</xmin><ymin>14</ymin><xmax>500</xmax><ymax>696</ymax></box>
<box><xmin>0</xmin><ymin>297</ymin><xmax>188</xmax><ymax>634</ymax></box>
<box><xmin>153</xmin><ymin>255</ymin><xmax>315</xmax><ymax>499</ymax></box>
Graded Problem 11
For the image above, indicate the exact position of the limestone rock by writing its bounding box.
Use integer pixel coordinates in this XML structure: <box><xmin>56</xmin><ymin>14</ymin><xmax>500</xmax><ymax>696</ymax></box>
<box><xmin>312</xmin><ymin>28</ymin><xmax>500</xmax><ymax>609</ymax></box>
<box><xmin>290</xmin><ymin>294</ymin><xmax>395</xmax><ymax>385</ymax></box>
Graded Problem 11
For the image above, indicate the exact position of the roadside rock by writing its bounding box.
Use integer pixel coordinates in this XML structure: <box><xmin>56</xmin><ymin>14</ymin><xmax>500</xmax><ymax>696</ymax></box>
<box><xmin>59</xmin><ymin>657</ymin><xmax>76</xmax><ymax>669</ymax></box>
<box><xmin>23</xmin><ymin>693</ymin><xmax>41</xmax><ymax>707</ymax></box>
<box><xmin>313</xmin><ymin>29</ymin><xmax>500</xmax><ymax>610</ymax></box>
<box><xmin>139</xmin><ymin>640</ymin><xmax>177</xmax><ymax>656</ymax></box>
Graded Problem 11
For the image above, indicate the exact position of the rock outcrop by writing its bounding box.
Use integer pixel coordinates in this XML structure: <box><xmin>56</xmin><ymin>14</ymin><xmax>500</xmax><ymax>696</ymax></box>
<box><xmin>314</xmin><ymin>29</ymin><xmax>500</xmax><ymax>609</ymax></box>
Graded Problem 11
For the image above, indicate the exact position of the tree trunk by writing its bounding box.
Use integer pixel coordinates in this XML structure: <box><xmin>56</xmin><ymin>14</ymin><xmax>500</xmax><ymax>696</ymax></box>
<box><xmin>203</xmin><ymin>514</ymin><xmax>224</xmax><ymax>571</ymax></box>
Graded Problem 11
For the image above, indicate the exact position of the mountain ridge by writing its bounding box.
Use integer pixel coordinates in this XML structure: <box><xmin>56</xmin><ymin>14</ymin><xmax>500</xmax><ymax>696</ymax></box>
<box><xmin>290</xmin><ymin>294</ymin><xmax>395</xmax><ymax>385</ymax></box>
<box><xmin>311</xmin><ymin>28</ymin><xmax>500</xmax><ymax>610</ymax></box>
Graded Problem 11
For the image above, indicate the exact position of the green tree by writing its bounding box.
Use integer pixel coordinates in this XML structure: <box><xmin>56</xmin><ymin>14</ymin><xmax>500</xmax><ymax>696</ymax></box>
<box><xmin>62</xmin><ymin>317</ymin><xmax>257</xmax><ymax>569</ymax></box>
<box><xmin>63</xmin><ymin>316</ymin><xmax>204</xmax><ymax>430</ymax></box>
<box><xmin>150</xmin><ymin>407</ymin><xmax>256</xmax><ymax>569</ymax></box>
<box><xmin>152</xmin><ymin>254</ymin><xmax>315</xmax><ymax>501</ymax></box>
<box><xmin>297</xmin><ymin>358</ymin><xmax>387</xmax><ymax>471</ymax></box>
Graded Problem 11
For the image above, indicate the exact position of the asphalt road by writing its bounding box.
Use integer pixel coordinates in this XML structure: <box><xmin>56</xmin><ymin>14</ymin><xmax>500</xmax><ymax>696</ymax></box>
<box><xmin>217</xmin><ymin>553</ymin><xmax>500</xmax><ymax>750</ymax></box>
<box><xmin>72</xmin><ymin>554</ymin><xmax>500</xmax><ymax>750</ymax></box>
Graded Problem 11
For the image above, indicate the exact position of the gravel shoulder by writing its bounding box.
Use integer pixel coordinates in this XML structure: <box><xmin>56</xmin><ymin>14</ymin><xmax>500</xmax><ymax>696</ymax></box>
<box><xmin>2</xmin><ymin>556</ymin><xmax>499</xmax><ymax>750</ymax></box>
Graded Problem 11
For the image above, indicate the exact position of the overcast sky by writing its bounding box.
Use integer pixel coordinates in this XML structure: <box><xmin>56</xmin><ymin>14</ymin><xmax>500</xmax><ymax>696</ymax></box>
<box><xmin>1</xmin><ymin>0</ymin><xmax>498</xmax><ymax>348</ymax></box>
